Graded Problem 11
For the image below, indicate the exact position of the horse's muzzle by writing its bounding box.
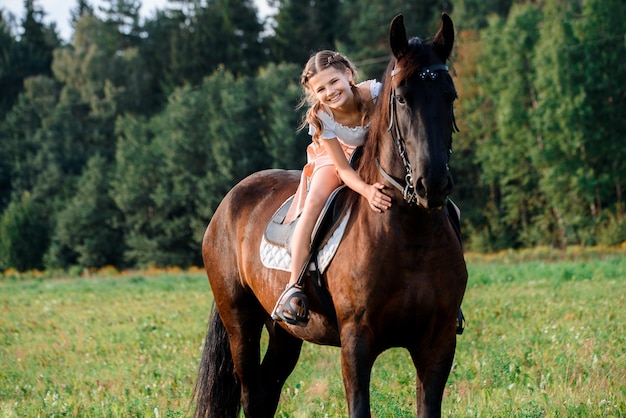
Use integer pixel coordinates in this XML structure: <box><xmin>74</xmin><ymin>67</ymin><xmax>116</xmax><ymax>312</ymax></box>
<box><xmin>414</xmin><ymin>172</ymin><xmax>453</xmax><ymax>209</ymax></box>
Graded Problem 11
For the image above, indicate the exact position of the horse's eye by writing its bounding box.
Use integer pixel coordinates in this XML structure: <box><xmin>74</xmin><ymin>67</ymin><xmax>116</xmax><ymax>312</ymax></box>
<box><xmin>395</xmin><ymin>94</ymin><xmax>406</xmax><ymax>105</ymax></box>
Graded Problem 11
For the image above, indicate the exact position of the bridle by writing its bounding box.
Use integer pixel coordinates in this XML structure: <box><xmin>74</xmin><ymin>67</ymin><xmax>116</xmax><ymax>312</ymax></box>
<box><xmin>376</xmin><ymin>63</ymin><xmax>453</xmax><ymax>205</ymax></box>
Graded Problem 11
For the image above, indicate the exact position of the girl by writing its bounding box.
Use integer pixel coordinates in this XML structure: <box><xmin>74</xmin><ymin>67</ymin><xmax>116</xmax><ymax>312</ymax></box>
<box><xmin>271</xmin><ymin>50</ymin><xmax>392</xmax><ymax>326</ymax></box>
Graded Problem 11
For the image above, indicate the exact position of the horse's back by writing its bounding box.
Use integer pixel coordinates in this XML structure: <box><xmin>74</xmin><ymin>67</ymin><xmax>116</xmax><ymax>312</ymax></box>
<box><xmin>213</xmin><ymin>169</ymin><xmax>299</xmax><ymax>216</ymax></box>
<box><xmin>203</xmin><ymin>168</ymin><xmax>299</xmax><ymax>252</ymax></box>
<box><xmin>202</xmin><ymin>169</ymin><xmax>299</xmax><ymax>302</ymax></box>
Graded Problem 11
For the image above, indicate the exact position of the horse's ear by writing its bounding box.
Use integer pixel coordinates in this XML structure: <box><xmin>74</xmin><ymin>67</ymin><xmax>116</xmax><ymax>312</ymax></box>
<box><xmin>433</xmin><ymin>13</ymin><xmax>455</xmax><ymax>62</ymax></box>
<box><xmin>390</xmin><ymin>14</ymin><xmax>409</xmax><ymax>60</ymax></box>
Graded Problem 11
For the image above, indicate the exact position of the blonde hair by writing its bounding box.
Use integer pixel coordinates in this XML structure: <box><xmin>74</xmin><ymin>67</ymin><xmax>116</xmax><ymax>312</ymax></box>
<box><xmin>299</xmin><ymin>50</ymin><xmax>373</xmax><ymax>144</ymax></box>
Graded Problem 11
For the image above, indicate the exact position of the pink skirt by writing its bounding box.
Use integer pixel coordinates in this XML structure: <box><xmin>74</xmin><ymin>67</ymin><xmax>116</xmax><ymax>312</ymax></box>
<box><xmin>288</xmin><ymin>141</ymin><xmax>356</xmax><ymax>221</ymax></box>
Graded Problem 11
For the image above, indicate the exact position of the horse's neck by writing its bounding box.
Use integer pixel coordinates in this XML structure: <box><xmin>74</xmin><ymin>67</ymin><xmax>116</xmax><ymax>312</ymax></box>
<box><xmin>357</xmin><ymin>197</ymin><xmax>438</xmax><ymax>236</ymax></box>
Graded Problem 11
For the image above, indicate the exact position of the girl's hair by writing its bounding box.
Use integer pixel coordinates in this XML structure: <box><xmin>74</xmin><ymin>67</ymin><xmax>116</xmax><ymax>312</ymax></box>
<box><xmin>299</xmin><ymin>50</ymin><xmax>373</xmax><ymax>144</ymax></box>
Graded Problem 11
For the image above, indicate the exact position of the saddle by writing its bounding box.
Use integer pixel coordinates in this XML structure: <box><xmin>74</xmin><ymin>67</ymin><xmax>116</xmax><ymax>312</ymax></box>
<box><xmin>263</xmin><ymin>186</ymin><xmax>349</xmax><ymax>254</ymax></box>
<box><xmin>264</xmin><ymin>146</ymin><xmax>364</xmax><ymax>255</ymax></box>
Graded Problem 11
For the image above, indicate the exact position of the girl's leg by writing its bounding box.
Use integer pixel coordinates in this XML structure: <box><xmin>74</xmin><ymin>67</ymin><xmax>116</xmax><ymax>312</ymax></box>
<box><xmin>288</xmin><ymin>166</ymin><xmax>341</xmax><ymax>285</ymax></box>
<box><xmin>272</xmin><ymin>166</ymin><xmax>340</xmax><ymax>324</ymax></box>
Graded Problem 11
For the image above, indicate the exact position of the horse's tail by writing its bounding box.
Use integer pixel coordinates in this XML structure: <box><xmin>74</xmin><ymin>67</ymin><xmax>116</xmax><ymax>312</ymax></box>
<box><xmin>192</xmin><ymin>304</ymin><xmax>241</xmax><ymax>418</ymax></box>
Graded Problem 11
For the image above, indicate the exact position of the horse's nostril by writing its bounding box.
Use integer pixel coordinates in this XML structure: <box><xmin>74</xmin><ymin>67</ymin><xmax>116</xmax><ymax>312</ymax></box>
<box><xmin>415</xmin><ymin>174</ymin><xmax>453</xmax><ymax>205</ymax></box>
<box><xmin>416</xmin><ymin>177</ymin><xmax>427</xmax><ymax>198</ymax></box>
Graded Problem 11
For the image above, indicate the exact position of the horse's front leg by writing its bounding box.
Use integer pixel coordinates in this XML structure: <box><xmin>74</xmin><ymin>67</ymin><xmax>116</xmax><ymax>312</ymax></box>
<box><xmin>340</xmin><ymin>323</ymin><xmax>376</xmax><ymax>417</ymax></box>
<box><xmin>409</xmin><ymin>332</ymin><xmax>456</xmax><ymax>418</ymax></box>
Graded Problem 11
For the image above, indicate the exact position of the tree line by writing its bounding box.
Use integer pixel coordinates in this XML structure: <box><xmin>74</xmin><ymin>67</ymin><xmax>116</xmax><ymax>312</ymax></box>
<box><xmin>0</xmin><ymin>0</ymin><xmax>624</xmax><ymax>271</ymax></box>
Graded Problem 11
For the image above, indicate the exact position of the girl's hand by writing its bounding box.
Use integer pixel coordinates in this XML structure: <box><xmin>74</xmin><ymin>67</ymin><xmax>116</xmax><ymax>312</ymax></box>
<box><xmin>366</xmin><ymin>182</ymin><xmax>392</xmax><ymax>212</ymax></box>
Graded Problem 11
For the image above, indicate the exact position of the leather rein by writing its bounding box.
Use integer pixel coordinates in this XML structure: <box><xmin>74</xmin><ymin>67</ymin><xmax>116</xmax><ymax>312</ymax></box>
<box><xmin>377</xmin><ymin>63</ymin><xmax>451</xmax><ymax>206</ymax></box>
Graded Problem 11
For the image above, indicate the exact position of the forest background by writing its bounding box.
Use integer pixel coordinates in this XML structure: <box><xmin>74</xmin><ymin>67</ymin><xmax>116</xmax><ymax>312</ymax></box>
<box><xmin>0</xmin><ymin>0</ymin><xmax>624</xmax><ymax>272</ymax></box>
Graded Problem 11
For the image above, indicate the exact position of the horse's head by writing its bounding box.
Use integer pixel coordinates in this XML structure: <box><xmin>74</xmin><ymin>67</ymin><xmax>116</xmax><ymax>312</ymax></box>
<box><xmin>373</xmin><ymin>13</ymin><xmax>458</xmax><ymax>209</ymax></box>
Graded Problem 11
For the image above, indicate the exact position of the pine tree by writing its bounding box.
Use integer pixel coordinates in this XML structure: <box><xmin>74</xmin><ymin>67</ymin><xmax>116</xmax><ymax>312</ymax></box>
<box><xmin>453</xmin><ymin>0</ymin><xmax>514</xmax><ymax>31</ymax></box>
<box><xmin>111</xmin><ymin>114</ymin><xmax>163</xmax><ymax>267</ymax></box>
<box><xmin>0</xmin><ymin>0</ymin><xmax>60</xmax><ymax>118</ymax></box>
<box><xmin>268</xmin><ymin>0</ymin><xmax>342</xmax><ymax>65</ymax></box>
<box><xmin>531</xmin><ymin>0</ymin><xmax>626</xmax><ymax>245</ymax></box>
<box><xmin>473</xmin><ymin>5</ymin><xmax>543</xmax><ymax>248</ymax></box>
<box><xmin>256</xmin><ymin>62</ymin><xmax>308</xmax><ymax>170</ymax></box>
<box><xmin>47</xmin><ymin>155</ymin><xmax>124</xmax><ymax>268</ymax></box>
<box><xmin>0</xmin><ymin>192</ymin><xmax>49</xmax><ymax>271</ymax></box>
<box><xmin>574</xmin><ymin>0</ymin><xmax>626</xmax><ymax>240</ymax></box>
<box><xmin>340</xmin><ymin>0</ymin><xmax>446</xmax><ymax>79</ymax></box>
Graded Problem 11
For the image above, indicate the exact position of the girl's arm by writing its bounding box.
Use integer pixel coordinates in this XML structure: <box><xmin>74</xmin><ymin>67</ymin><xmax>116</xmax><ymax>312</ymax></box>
<box><xmin>322</xmin><ymin>137</ymin><xmax>391</xmax><ymax>212</ymax></box>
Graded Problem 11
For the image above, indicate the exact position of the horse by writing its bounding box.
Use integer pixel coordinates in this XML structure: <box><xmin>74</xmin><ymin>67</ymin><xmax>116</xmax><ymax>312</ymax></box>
<box><xmin>192</xmin><ymin>13</ymin><xmax>467</xmax><ymax>418</ymax></box>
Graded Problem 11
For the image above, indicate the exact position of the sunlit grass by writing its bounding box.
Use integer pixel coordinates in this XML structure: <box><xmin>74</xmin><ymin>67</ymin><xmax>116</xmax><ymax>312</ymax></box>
<box><xmin>0</xmin><ymin>271</ymin><xmax>210</xmax><ymax>417</ymax></box>
<box><xmin>1</xmin><ymin>247</ymin><xmax>625</xmax><ymax>416</ymax></box>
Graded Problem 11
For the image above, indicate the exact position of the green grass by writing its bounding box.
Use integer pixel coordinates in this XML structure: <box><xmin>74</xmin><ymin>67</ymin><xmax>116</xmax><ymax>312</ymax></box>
<box><xmin>0</xmin><ymin>271</ymin><xmax>210</xmax><ymax>417</ymax></box>
<box><xmin>1</xmin><ymin>249</ymin><xmax>625</xmax><ymax>417</ymax></box>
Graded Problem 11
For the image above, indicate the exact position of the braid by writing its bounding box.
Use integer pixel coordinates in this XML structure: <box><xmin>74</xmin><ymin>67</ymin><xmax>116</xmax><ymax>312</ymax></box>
<box><xmin>300</xmin><ymin>101</ymin><xmax>323</xmax><ymax>145</ymax></box>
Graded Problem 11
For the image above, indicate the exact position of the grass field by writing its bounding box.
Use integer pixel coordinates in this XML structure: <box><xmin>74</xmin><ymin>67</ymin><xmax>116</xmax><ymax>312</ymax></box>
<box><xmin>1</xmin><ymin>247</ymin><xmax>625</xmax><ymax>417</ymax></box>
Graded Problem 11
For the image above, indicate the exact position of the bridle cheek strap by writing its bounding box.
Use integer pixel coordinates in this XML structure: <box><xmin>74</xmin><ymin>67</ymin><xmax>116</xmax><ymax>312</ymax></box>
<box><xmin>376</xmin><ymin>158</ymin><xmax>413</xmax><ymax>202</ymax></box>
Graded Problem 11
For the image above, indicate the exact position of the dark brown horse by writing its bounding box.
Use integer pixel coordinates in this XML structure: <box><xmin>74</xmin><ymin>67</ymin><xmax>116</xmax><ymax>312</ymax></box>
<box><xmin>193</xmin><ymin>13</ymin><xmax>467</xmax><ymax>418</ymax></box>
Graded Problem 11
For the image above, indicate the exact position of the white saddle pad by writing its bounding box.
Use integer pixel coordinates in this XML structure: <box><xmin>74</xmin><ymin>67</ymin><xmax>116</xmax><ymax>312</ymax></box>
<box><xmin>260</xmin><ymin>208</ymin><xmax>351</xmax><ymax>273</ymax></box>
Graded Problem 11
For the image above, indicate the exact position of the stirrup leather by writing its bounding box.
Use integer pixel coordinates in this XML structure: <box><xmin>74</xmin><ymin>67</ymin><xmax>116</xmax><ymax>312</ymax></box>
<box><xmin>271</xmin><ymin>284</ymin><xmax>310</xmax><ymax>326</ymax></box>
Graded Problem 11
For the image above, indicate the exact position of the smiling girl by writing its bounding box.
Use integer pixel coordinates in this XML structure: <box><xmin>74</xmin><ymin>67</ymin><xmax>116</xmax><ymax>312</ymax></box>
<box><xmin>271</xmin><ymin>50</ymin><xmax>392</xmax><ymax>326</ymax></box>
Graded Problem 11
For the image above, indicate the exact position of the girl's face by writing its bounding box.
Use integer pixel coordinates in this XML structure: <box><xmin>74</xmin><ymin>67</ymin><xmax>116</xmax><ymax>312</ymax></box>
<box><xmin>308</xmin><ymin>67</ymin><xmax>354</xmax><ymax>110</ymax></box>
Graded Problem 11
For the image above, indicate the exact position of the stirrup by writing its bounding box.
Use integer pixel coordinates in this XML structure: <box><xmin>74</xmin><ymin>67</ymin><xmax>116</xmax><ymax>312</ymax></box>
<box><xmin>271</xmin><ymin>284</ymin><xmax>309</xmax><ymax>326</ymax></box>
<box><xmin>456</xmin><ymin>308</ymin><xmax>465</xmax><ymax>335</ymax></box>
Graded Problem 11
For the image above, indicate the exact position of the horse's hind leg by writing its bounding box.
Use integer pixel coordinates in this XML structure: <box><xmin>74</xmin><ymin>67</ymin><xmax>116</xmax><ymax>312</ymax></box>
<box><xmin>221</xmin><ymin>306</ymin><xmax>266</xmax><ymax>417</ymax></box>
<box><xmin>225</xmin><ymin>306</ymin><xmax>302</xmax><ymax>417</ymax></box>
<box><xmin>257</xmin><ymin>321</ymin><xmax>303</xmax><ymax>414</ymax></box>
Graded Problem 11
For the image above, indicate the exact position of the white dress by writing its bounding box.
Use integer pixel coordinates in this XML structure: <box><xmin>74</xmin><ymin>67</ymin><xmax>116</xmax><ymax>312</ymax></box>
<box><xmin>289</xmin><ymin>80</ymin><xmax>382</xmax><ymax>219</ymax></box>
